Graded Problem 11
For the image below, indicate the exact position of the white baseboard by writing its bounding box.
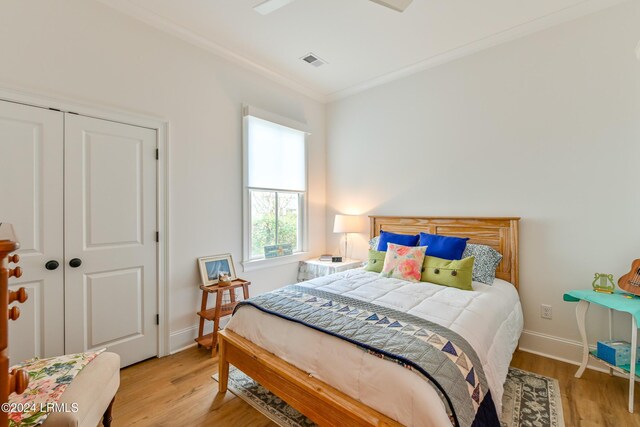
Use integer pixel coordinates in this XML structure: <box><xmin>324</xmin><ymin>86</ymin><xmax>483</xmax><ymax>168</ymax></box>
<box><xmin>169</xmin><ymin>318</ymin><xmax>230</xmax><ymax>354</ymax></box>
<box><xmin>519</xmin><ymin>329</ymin><xmax>594</xmax><ymax>365</ymax></box>
<box><xmin>169</xmin><ymin>325</ymin><xmax>200</xmax><ymax>354</ymax></box>
<box><xmin>519</xmin><ymin>329</ymin><xmax>639</xmax><ymax>380</ymax></box>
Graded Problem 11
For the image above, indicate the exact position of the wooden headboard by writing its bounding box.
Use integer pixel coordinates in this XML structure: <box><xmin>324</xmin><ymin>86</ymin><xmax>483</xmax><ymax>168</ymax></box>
<box><xmin>370</xmin><ymin>216</ymin><xmax>520</xmax><ymax>289</ymax></box>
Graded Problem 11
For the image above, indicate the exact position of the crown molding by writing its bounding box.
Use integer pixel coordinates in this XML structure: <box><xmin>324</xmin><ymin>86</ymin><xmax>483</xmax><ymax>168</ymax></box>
<box><xmin>97</xmin><ymin>0</ymin><xmax>628</xmax><ymax>105</ymax></box>
<box><xmin>96</xmin><ymin>0</ymin><xmax>328</xmax><ymax>103</ymax></box>
<box><xmin>327</xmin><ymin>0</ymin><xmax>629</xmax><ymax>101</ymax></box>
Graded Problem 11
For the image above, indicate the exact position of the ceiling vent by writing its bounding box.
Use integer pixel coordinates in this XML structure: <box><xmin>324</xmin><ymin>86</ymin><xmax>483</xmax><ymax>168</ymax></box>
<box><xmin>301</xmin><ymin>53</ymin><xmax>327</xmax><ymax>68</ymax></box>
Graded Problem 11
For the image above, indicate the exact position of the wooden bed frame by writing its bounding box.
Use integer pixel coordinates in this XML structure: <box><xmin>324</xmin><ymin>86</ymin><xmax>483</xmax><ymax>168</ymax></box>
<box><xmin>217</xmin><ymin>216</ymin><xmax>520</xmax><ymax>426</ymax></box>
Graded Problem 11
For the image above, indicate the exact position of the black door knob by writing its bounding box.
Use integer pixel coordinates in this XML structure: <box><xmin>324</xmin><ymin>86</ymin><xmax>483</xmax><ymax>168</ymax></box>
<box><xmin>69</xmin><ymin>258</ymin><xmax>82</xmax><ymax>268</ymax></box>
<box><xmin>45</xmin><ymin>260</ymin><xmax>59</xmax><ymax>271</ymax></box>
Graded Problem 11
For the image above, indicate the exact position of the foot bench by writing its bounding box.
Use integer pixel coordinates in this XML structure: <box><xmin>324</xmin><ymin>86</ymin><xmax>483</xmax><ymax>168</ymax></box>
<box><xmin>41</xmin><ymin>352</ymin><xmax>120</xmax><ymax>427</ymax></box>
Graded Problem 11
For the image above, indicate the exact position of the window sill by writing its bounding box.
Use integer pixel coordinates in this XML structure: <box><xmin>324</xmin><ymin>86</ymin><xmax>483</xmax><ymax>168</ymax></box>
<box><xmin>242</xmin><ymin>252</ymin><xmax>310</xmax><ymax>272</ymax></box>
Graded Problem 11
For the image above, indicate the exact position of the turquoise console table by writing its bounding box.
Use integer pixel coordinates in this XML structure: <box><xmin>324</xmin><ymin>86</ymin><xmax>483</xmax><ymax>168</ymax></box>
<box><xmin>564</xmin><ymin>289</ymin><xmax>640</xmax><ymax>413</ymax></box>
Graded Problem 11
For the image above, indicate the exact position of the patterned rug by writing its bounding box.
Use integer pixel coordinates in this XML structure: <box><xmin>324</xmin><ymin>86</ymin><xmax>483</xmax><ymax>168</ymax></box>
<box><xmin>213</xmin><ymin>367</ymin><xmax>564</xmax><ymax>427</ymax></box>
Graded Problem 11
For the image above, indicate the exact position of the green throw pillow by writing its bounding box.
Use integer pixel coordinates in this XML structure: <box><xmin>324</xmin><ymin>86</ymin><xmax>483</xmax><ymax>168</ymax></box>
<box><xmin>364</xmin><ymin>250</ymin><xmax>386</xmax><ymax>273</ymax></box>
<box><xmin>420</xmin><ymin>256</ymin><xmax>475</xmax><ymax>291</ymax></box>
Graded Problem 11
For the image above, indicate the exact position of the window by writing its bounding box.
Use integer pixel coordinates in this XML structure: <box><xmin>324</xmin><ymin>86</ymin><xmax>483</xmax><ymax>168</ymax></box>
<box><xmin>243</xmin><ymin>107</ymin><xmax>308</xmax><ymax>265</ymax></box>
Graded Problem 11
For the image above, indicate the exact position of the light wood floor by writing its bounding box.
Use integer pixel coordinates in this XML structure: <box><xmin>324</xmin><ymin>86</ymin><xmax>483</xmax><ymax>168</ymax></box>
<box><xmin>113</xmin><ymin>346</ymin><xmax>640</xmax><ymax>426</ymax></box>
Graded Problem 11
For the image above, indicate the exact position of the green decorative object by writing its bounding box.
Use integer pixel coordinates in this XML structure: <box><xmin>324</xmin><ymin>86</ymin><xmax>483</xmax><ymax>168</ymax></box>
<box><xmin>592</xmin><ymin>273</ymin><xmax>615</xmax><ymax>294</ymax></box>
<box><xmin>420</xmin><ymin>256</ymin><xmax>475</xmax><ymax>291</ymax></box>
<box><xmin>264</xmin><ymin>243</ymin><xmax>293</xmax><ymax>258</ymax></box>
<box><xmin>364</xmin><ymin>250</ymin><xmax>385</xmax><ymax>273</ymax></box>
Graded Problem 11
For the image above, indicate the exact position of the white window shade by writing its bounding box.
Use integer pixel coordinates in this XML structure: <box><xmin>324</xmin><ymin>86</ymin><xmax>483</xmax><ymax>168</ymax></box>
<box><xmin>247</xmin><ymin>116</ymin><xmax>306</xmax><ymax>192</ymax></box>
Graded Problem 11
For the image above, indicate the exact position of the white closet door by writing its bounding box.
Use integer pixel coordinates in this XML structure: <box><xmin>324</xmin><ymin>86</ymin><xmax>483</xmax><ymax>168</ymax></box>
<box><xmin>0</xmin><ymin>100</ymin><xmax>65</xmax><ymax>361</ymax></box>
<box><xmin>64</xmin><ymin>114</ymin><xmax>158</xmax><ymax>367</ymax></box>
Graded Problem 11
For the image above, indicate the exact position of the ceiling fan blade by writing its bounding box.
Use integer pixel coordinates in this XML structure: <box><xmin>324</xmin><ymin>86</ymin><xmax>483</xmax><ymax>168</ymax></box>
<box><xmin>369</xmin><ymin>0</ymin><xmax>413</xmax><ymax>12</ymax></box>
<box><xmin>253</xmin><ymin>0</ymin><xmax>298</xmax><ymax>15</ymax></box>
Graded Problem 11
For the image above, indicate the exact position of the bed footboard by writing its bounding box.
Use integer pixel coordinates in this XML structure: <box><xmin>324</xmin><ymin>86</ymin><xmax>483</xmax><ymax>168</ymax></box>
<box><xmin>217</xmin><ymin>329</ymin><xmax>402</xmax><ymax>427</ymax></box>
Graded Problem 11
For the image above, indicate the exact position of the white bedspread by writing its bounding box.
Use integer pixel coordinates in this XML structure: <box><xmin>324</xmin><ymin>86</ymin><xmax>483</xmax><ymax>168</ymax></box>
<box><xmin>226</xmin><ymin>269</ymin><xmax>523</xmax><ymax>427</ymax></box>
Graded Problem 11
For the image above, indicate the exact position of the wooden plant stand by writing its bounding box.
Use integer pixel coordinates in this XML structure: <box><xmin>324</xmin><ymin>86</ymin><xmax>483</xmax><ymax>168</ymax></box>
<box><xmin>195</xmin><ymin>279</ymin><xmax>250</xmax><ymax>356</ymax></box>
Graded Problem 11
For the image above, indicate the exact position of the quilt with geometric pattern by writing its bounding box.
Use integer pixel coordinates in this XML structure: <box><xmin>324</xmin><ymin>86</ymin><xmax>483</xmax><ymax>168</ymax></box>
<box><xmin>235</xmin><ymin>285</ymin><xmax>500</xmax><ymax>427</ymax></box>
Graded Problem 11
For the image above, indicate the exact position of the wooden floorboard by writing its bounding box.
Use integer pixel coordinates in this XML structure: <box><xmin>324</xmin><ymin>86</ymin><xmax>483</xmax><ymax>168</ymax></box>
<box><xmin>112</xmin><ymin>346</ymin><xmax>640</xmax><ymax>426</ymax></box>
<box><xmin>511</xmin><ymin>350</ymin><xmax>640</xmax><ymax>427</ymax></box>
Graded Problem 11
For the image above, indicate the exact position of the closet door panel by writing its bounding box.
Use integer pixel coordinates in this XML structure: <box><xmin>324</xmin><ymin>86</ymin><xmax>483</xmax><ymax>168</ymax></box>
<box><xmin>0</xmin><ymin>100</ymin><xmax>65</xmax><ymax>360</ymax></box>
<box><xmin>64</xmin><ymin>114</ymin><xmax>157</xmax><ymax>367</ymax></box>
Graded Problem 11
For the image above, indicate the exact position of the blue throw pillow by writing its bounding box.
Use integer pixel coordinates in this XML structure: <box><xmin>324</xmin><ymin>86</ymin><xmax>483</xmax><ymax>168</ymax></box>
<box><xmin>419</xmin><ymin>232</ymin><xmax>469</xmax><ymax>260</ymax></box>
<box><xmin>376</xmin><ymin>231</ymin><xmax>419</xmax><ymax>252</ymax></box>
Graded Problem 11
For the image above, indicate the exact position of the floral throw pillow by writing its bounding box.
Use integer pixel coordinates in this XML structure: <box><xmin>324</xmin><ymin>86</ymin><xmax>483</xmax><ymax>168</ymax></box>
<box><xmin>380</xmin><ymin>243</ymin><xmax>427</xmax><ymax>282</ymax></box>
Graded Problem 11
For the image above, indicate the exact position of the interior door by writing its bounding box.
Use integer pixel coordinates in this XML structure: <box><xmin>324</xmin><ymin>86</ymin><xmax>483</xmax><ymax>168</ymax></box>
<box><xmin>0</xmin><ymin>100</ymin><xmax>65</xmax><ymax>361</ymax></box>
<box><xmin>64</xmin><ymin>114</ymin><xmax>157</xmax><ymax>367</ymax></box>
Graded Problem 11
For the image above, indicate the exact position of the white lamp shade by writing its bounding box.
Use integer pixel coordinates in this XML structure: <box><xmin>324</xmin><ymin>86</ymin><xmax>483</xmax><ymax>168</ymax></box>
<box><xmin>333</xmin><ymin>214</ymin><xmax>364</xmax><ymax>234</ymax></box>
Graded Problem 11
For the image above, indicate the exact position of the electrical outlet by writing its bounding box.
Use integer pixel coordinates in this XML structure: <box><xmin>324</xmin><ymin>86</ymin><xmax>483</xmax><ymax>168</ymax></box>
<box><xmin>541</xmin><ymin>304</ymin><xmax>553</xmax><ymax>320</ymax></box>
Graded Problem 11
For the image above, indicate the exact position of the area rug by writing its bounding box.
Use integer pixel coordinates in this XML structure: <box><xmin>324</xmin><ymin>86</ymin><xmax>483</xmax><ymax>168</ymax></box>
<box><xmin>213</xmin><ymin>367</ymin><xmax>564</xmax><ymax>427</ymax></box>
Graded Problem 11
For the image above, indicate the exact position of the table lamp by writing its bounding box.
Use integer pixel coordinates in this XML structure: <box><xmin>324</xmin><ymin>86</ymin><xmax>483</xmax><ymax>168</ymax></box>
<box><xmin>333</xmin><ymin>214</ymin><xmax>364</xmax><ymax>260</ymax></box>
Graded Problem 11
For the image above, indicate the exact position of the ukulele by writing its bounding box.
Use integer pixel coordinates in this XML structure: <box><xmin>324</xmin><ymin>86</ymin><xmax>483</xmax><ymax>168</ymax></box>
<box><xmin>618</xmin><ymin>259</ymin><xmax>640</xmax><ymax>296</ymax></box>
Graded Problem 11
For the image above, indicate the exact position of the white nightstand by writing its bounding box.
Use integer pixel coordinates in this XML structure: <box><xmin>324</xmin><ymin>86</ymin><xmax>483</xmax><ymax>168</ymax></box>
<box><xmin>297</xmin><ymin>258</ymin><xmax>364</xmax><ymax>282</ymax></box>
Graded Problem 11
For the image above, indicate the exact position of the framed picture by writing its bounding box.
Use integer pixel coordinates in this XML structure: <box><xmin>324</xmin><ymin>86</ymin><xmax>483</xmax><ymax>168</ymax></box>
<box><xmin>198</xmin><ymin>253</ymin><xmax>237</xmax><ymax>286</ymax></box>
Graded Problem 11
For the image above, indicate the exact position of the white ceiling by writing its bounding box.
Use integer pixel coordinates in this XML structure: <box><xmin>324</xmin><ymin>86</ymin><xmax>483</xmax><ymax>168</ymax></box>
<box><xmin>99</xmin><ymin>0</ymin><xmax>626</xmax><ymax>102</ymax></box>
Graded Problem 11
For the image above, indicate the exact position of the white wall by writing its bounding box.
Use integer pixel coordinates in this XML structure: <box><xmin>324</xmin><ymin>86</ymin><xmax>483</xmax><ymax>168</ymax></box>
<box><xmin>326</xmin><ymin>1</ymin><xmax>640</xmax><ymax>365</ymax></box>
<box><xmin>0</xmin><ymin>0</ymin><xmax>326</xmax><ymax>352</ymax></box>
<box><xmin>2</xmin><ymin>0</ymin><xmax>638</xmax><ymax>366</ymax></box>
